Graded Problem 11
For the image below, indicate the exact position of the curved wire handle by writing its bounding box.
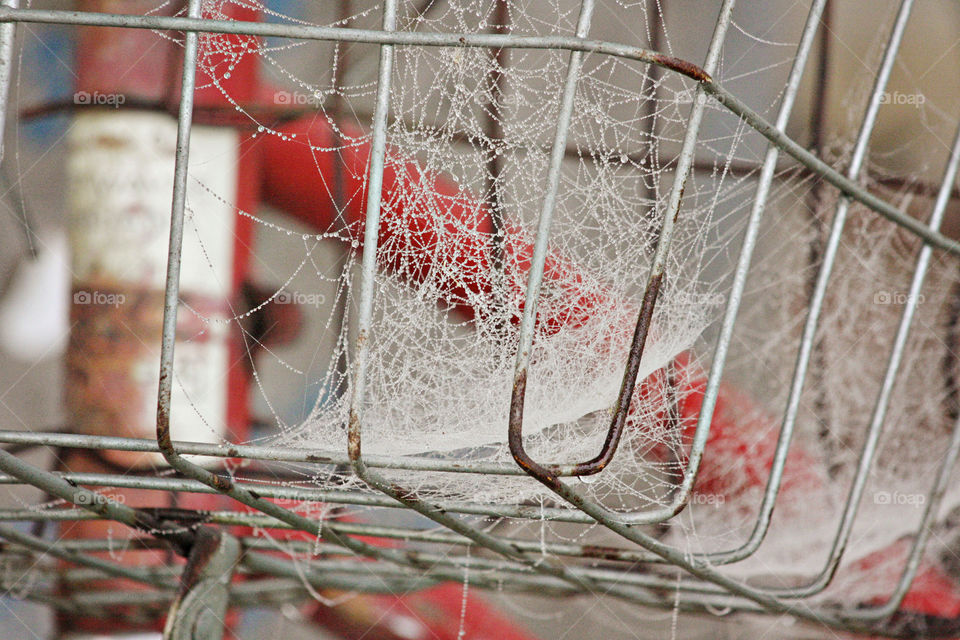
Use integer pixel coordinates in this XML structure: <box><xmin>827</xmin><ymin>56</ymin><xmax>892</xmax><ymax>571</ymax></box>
<box><xmin>509</xmin><ymin>272</ymin><xmax>663</xmax><ymax>480</ymax></box>
<box><xmin>506</xmin><ymin>35</ymin><xmax>711</xmax><ymax>490</ymax></box>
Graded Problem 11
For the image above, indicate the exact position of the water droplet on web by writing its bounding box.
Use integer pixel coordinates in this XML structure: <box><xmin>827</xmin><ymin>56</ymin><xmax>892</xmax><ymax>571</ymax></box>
<box><xmin>619</xmin><ymin>154</ymin><xmax>628</xmax><ymax>164</ymax></box>
<box><xmin>351</xmin><ymin>239</ymin><xmax>359</xmax><ymax>248</ymax></box>
<box><xmin>577</xmin><ymin>474</ymin><xmax>597</xmax><ymax>484</ymax></box>
<box><xmin>257</xmin><ymin>125</ymin><xmax>265</xmax><ymax>133</ymax></box>
<box><xmin>224</xmin><ymin>72</ymin><xmax>231</xmax><ymax>79</ymax></box>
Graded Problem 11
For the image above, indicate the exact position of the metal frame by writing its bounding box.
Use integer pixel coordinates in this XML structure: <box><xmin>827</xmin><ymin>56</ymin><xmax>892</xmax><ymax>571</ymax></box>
<box><xmin>0</xmin><ymin>0</ymin><xmax>957</xmax><ymax>637</ymax></box>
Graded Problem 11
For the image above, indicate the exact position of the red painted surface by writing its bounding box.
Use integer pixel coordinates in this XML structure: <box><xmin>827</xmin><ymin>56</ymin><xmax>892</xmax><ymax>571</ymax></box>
<box><xmin>260</xmin><ymin>116</ymin><xmax>611</xmax><ymax>336</ymax></box>
<box><xmin>75</xmin><ymin>0</ymin><xmax>178</xmax><ymax>103</ymax></box>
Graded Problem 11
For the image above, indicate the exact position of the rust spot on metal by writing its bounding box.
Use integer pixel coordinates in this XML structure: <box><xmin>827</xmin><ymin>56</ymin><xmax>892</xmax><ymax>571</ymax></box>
<box><xmin>211</xmin><ymin>474</ymin><xmax>234</xmax><ymax>493</ymax></box>
<box><xmin>348</xmin><ymin>413</ymin><xmax>363</xmax><ymax>460</ymax></box>
<box><xmin>516</xmin><ymin>271</ymin><xmax>666</xmax><ymax>482</ymax></box>
<box><xmin>508</xmin><ymin>369</ymin><xmax>529</xmax><ymax>463</ymax></box>
<box><xmin>509</xmin><ymin>370</ymin><xmax>565</xmax><ymax>486</ymax></box>
<box><xmin>650</xmin><ymin>53</ymin><xmax>711</xmax><ymax>83</ymax></box>
<box><xmin>226</xmin><ymin>448</ymin><xmax>240</xmax><ymax>458</ymax></box>
<box><xmin>306</xmin><ymin>453</ymin><xmax>336</xmax><ymax>464</ymax></box>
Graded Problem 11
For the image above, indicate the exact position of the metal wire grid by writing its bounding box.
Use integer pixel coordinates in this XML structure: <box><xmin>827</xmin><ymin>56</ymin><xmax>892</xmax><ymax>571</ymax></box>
<box><xmin>0</xmin><ymin>0</ymin><xmax>956</xmax><ymax>636</ymax></box>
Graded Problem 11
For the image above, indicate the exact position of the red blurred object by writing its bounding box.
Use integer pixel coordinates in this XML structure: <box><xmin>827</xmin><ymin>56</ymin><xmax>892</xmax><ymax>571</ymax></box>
<box><xmin>260</xmin><ymin>116</ymin><xmax>611</xmax><ymax>335</ymax></box>
<box><xmin>307</xmin><ymin>583</ymin><xmax>539</xmax><ymax>640</ymax></box>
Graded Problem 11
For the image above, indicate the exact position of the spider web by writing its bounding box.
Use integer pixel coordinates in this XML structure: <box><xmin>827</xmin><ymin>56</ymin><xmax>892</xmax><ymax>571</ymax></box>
<box><xmin>94</xmin><ymin>0</ymin><xmax>960</xmax><ymax>600</ymax></box>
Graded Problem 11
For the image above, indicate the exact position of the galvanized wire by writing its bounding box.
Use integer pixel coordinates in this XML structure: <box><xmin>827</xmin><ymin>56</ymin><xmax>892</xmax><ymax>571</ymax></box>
<box><xmin>0</xmin><ymin>1</ymin><xmax>956</xmax><ymax>637</ymax></box>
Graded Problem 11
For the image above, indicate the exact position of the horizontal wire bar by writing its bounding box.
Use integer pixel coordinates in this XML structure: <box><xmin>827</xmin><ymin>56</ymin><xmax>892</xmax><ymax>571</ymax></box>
<box><xmin>0</xmin><ymin>8</ymin><xmax>708</xmax><ymax>81</ymax></box>
<box><xmin>0</xmin><ymin>470</ymin><xmax>617</xmax><ymax>522</ymax></box>
<box><xmin>0</xmin><ymin>515</ymin><xmax>671</xmax><ymax>564</ymax></box>
<box><xmin>13</xmin><ymin>536</ymin><xmax>729</xmax><ymax>596</ymax></box>
<box><xmin>0</xmin><ymin>430</ymin><xmax>551</xmax><ymax>475</ymax></box>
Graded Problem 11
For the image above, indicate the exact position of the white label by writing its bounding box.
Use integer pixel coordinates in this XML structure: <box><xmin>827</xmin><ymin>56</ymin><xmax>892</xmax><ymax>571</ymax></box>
<box><xmin>68</xmin><ymin>111</ymin><xmax>237</xmax><ymax>297</ymax></box>
<box><xmin>68</xmin><ymin>112</ymin><xmax>238</xmax><ymax>449</ymax></box>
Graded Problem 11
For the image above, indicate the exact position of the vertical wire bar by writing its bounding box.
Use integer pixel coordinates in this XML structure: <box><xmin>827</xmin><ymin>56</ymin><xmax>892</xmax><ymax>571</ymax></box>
<box><xmin>846</xmin><ymin>117</ymin><xmax>960</xmax><ymax>621</ymax></box>
<box><xmin>0</xmin><ymin>0</ymin><xmax>36</xmax><ymax>259</ymax></box>
<box><xmin>0</xmin><ymin>0</ymin><xmax>17</xmax><ymax>162</ymax></box>
<box><xmin>758</xmin><ymin>0</ymin><xmax>916</xmax><ymax>597</ymax></box>
<box><xmin>946</xmin><ymin>284</ymin><xmax>960</xmax><ymax>422</ymax></box>
<box><xmin>507</xmin><ymin>0</ymin><xmax>709</xmax><ymax>479</ymax></box>
<box><xmin>641</xmin><ymin>0</ymin><xmax>662</xmax><ymax>232</ymax></box>
<box><xmin>330</xmin><ymin>0</ymin><xmax>352</xmax><ymax>417</ymax></box>
<box><xmin>510</xmin><ymin>0</ymin><xmax>736</xmax><ymax>524</ymax></box>
<box><xmin>699</xmin><ymin>0</ymin><xmax>829</xmax><ymax>563</ymax></box>
<box><xmin>508</xmin><ymin>0</ymin><xmax>594</xmax><ymax>393</ymax></box>
<box><xmin>611</xmin><ymin>0</ymin><xmax>735</xmax><ymax>519</ymax></box>
<box><xmin>485</xmin><ymin>0</ymin><xmax>508</xmax><ymax>324</ymax></box>
<box><xmin>507</xmin><ymin>0</ymin><xmax>714</xmax><ymax>480</ymax></box>
<box><xmin>805</xmin><ymin>0</ymin><xmax>835</xmax><ymax>474</ymax></box>
<box><xmin>346</xmin><ymin>0</ymin><xmax>397</xmax><ymax>462</ymax></box>
<box><xmin>155</xmin><ymin>0</ymin><xmax>205</xmax><ymax>452</ymax></box>
<box><xmin>625</xmin><ymin>0</ymin><xmax>736</xmax><ymax>516</ymax></box>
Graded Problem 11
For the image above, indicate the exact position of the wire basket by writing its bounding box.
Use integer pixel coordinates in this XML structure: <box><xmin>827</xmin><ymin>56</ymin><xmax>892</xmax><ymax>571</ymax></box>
<box><xmin>0</xmin><ymin>0</ymin><xmax>959</xmax><ymax>638</ymax></box>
